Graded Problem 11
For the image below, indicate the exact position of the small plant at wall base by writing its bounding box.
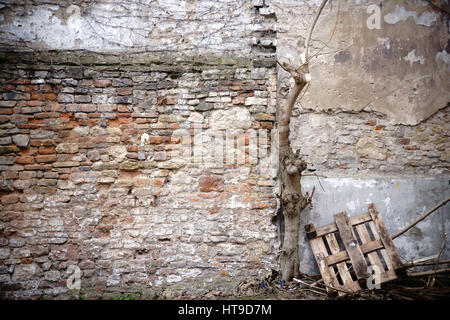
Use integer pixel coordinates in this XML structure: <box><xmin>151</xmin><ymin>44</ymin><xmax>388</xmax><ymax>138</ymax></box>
<box><xmin>113</xmin><ymin>290</ymin><xmax>143</xmax><ymax>300</ymax></box>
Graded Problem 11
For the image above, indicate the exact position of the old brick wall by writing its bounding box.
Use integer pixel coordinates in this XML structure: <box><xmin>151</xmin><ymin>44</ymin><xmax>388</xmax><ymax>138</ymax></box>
<box><xmin>0</xmin><ymin>34</ymin><xmax>280</xmax><ymax>302</ymax></box>
<box><xmin>0</xmin><ymin>0</ymin><xmax>282</xmax><ymax>299</ymax></box>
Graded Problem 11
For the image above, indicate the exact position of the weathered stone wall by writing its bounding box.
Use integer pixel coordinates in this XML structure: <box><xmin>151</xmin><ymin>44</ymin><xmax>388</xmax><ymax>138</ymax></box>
<box><xmin>0</xmin><ymin>0</ymin><xmax>276</xmax><ymax>55</ymax></box>
<box><xmin>0</xmin><ymin>0</ymin><xmax>449</xmax><ymax>299</ymax></box>
<box><xmin>0</xmin><ymin>50</ymin><xmax>279</xmax><ymax>299</ymax></box>
<box><xmin>290</xmin><ymin>107</ymin><xmax>449</xmax><ymax>174</ymax></box>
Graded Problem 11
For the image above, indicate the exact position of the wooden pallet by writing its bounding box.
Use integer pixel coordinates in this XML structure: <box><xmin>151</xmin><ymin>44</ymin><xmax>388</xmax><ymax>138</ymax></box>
<box><xmin>305</xmin><ymin>203</ymin><xmax>405</xmax><ymax>295</ymax></box>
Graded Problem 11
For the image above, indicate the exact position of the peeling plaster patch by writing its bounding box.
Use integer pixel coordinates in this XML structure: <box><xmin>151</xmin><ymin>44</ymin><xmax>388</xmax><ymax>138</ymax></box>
<box><xmin>376</xmin><ymin>37</ymin><xmax>391</xmax><ymax>50</ymax></box>
<box><xmin>384</xmin><ymin>6</ymin><xmax>416</xmax><ymax>24</ymax></box>
<box><xmin>404</xmin><ymin>49</ymin><xmax>425</xmax><ymax>66</ymax></box>
<box><xmin>415</xmin><ymin>11</ymin><xmax>437</xmax><ymax>27</ymax></box>
<box><xmin>384</xmin><ymin>5</ymin><xmax>436</xmax><ymax>27</ymax></box>
<box><xmin>436</xmin><ymin>49</ymin><xmax>450</xmax><ymax>71</ymax></box>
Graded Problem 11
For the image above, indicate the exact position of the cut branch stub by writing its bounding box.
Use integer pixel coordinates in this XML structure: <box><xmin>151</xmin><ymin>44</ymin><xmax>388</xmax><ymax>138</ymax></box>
<box><xmin>281</xmin><ymin>192</ymin><xmax>300</xmax><ymax>218</ymax></box>
<box><xmin>282</xmin><ymin>153</ymin><xmax>307</xmax><ymax>176</ymax></box>
<box><xmin>305</xmin><ymin>223</ymin><xmax>317</xmax><ymax>239</ymax></box>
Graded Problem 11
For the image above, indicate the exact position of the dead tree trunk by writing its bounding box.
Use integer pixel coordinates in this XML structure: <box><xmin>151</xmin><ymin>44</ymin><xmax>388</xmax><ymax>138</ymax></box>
<box><xmin>278</xmin><ymin>0</ymin><xmax>329</xmax><ymax>282</ymax></box>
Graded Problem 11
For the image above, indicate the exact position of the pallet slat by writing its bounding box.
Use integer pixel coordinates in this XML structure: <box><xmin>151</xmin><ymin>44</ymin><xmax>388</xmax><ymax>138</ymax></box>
<box><xmin>325</xmin><ymin>239</ymin><xmax>384</xmax><ymax>265</ymax></box>
<box><xmin>314</xmin><ymin>213</ymin><xmax>372</xmax><ymax>238</ymax></box>
<box><xmin>324</xmin><ymin>233</ymin><xmax>356</xmax><ymax>286</ymax></box>
<box><xmin>368</xmin><ymin>203</ymin><xmax>404</xmax><ymax>274</ymax></box>
<box><xmin>368</xmin><ymin>221</ymin><xmax>393</xmax><ymax>270</ymax></box>
<box><xmin>334</xmin><ymin>212</ymin><xmax>370</xmax><ymax>280</ymax></box>
<box><xmin>356</xmin><ymin>223</ymin><xmax>383</xmax><ymax>268</ymax></box>
<box><xmin>309</xmin><ymin>237</ymin><xmax>338</xmax><ymax>293</ymax></box>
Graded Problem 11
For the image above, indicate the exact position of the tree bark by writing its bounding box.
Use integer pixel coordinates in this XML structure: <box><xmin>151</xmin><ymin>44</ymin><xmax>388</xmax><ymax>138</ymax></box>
<box><xmin>278</xmin><ymin>83</ymin><xmax>307</xmax><ymax>282</ymax></box>
<box><xmin>277</xmin><ymin>0</ymin><xmax>329</xmax><ymax>282</ymax></box>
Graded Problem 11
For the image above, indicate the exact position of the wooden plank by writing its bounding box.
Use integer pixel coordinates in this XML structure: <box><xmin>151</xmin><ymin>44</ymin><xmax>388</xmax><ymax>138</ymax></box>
<box><xmin>368</xmin><ymin>221</ymin><xmax>393</xmax><ymax>270</ymax></box>
<box><xmin>326</xmin><ymin>239</ymin><xmax>384</xmax><ymax>265</ymax></box>
<box><xmin>356</xmin><ymin>223</ymin><xmax>383</xmax><ymax>269</ymax></box>
<box><xmin>324</xmin><ymin>233</ymin><xmax>356</xmax><ymax>287</ymax></box>
<box><xmin>368</xmin><ymin>203</ymin><xmax>404</xmax><ymax>273</ymax></box>
<box><xmin>315</xmin><ymin>213</ymin><xmax>372</xmax><ymax>238</ymax></box>
<box><xmin>334</xmin><ymin>212</ymin><xmax>369</xmax><ymax>280</ymax></box>
<box><xmin>366</xmin><ymin>268</ymin><xmax>398</xmax><ymax>288</ymax></box>
<box><xmin>309</xmin><ymin>237</ymin><xmax>338</xmax><ymax>293</ymax></box>
<box><xmin>380</xmin><ymin>269</ymin><xmax>398</xmax><ymax>283</ymax></box>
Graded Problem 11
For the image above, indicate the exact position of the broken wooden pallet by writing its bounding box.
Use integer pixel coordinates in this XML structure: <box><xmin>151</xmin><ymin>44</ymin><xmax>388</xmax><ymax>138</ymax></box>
<box><xmin>305</xmin><ymin>203</ymin><xmax>405</xmax><ymax>295</ymax></box>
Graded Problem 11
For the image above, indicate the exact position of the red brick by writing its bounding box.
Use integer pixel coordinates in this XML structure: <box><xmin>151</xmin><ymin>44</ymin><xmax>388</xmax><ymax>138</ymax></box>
<box><xmin>10</xmin><ymin>79</ymin><xmax>31</xmax><ymax>85</ymax></box>
<box><xmin>30</xmin><ymin>140</ymin><xmax>41</xmax><ymax>147</ymax></box>
<box><xmin>127</xmin><ymin>152</ymin><xmax>138</xmax><ymax>159</ymax></box>
<box><xmin>0</xmin><ymin>108</ymin><xmax>14</xmax><ymax>115</ymax></box>
<box><xmin>24</xmin><ymin>164</ymin><xmax>52</xmax><ymax>170</ymax></box>
<box><xmin>149</xmin><ymin>136</ymin><xmax>164</xmax><ymax>144</ymax></box>
<box><xmin>50</xmin><ymin>103</ymin><xmax>62</xmax><ymax>112</ymax></box>
<box><xmin>38</xmin><ymin>146</ymin><xmax>56</xmax><ymax>154</ymax></box>
<box><xmin>151</xmin><ymin>178</ymin><xmax>165</xmax><ymax>187</ymax></box>
<box><xmin>127</xmin><ymin>145</ymin><xmax>138</xmax><ymax>152</ymax></box>
<box><xmin>116</xmin><ymin>87</ymin><xmax>132</xmax><ymax>96</ymax></box>
<box><xmin>168</xmin><ymin>137</ymin><xmax>180</xmax><ymax>144</ymax></box>
<box><xmin>18</xmin><ymin>84</ymin><xmax>39</xmax><ymax>92</ymax></box>
<box><xmin>15</xmin><ymin>156</ymin><xmax>35</xmax><ymax>164</ymax></box>
<box><xmin>35</xmin><ymin>154</ymin><xmax>57</xmax><ymax>163</ymax></box>
<box><xmin>42</xmin><ymin>140</ymin><xmax>55</xmax><ymax>147</ymax></box>
<box><xmin>94</xmin><ymin>80</ymin><xmax>112</xmax><ymax>88</ymax></box>
<box><xmin>199</xmin><ymin>175</ymin><xmax>224</xmax><ymax>192</ymax></box>
<box><xmin>1</xmin><ymin>194</ymin><xmax>20</xmax><ymax>205</ymax></box>
<box><xmin>165</xmin><ymin>97</ymin><xmax>176</xmax><ymax>105</ymax></box>
<box><xmin>117</xmin><ymin>105</ymin><xmax>131</xmax><ymax>113</ymax></box>
<box><xmin>0</xmin><ymin>84</ymin><xmax>15</xmax><ymax>91</ymax></box>
<box><xmin>40</xmin><ymin>84</ymin><xmax>56</xmax><ymax>93</ymax></box>
<box><xmin>25</xmin><ymin>100</ymin><xmax>43</xmax><ymax>107</ymax></box>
